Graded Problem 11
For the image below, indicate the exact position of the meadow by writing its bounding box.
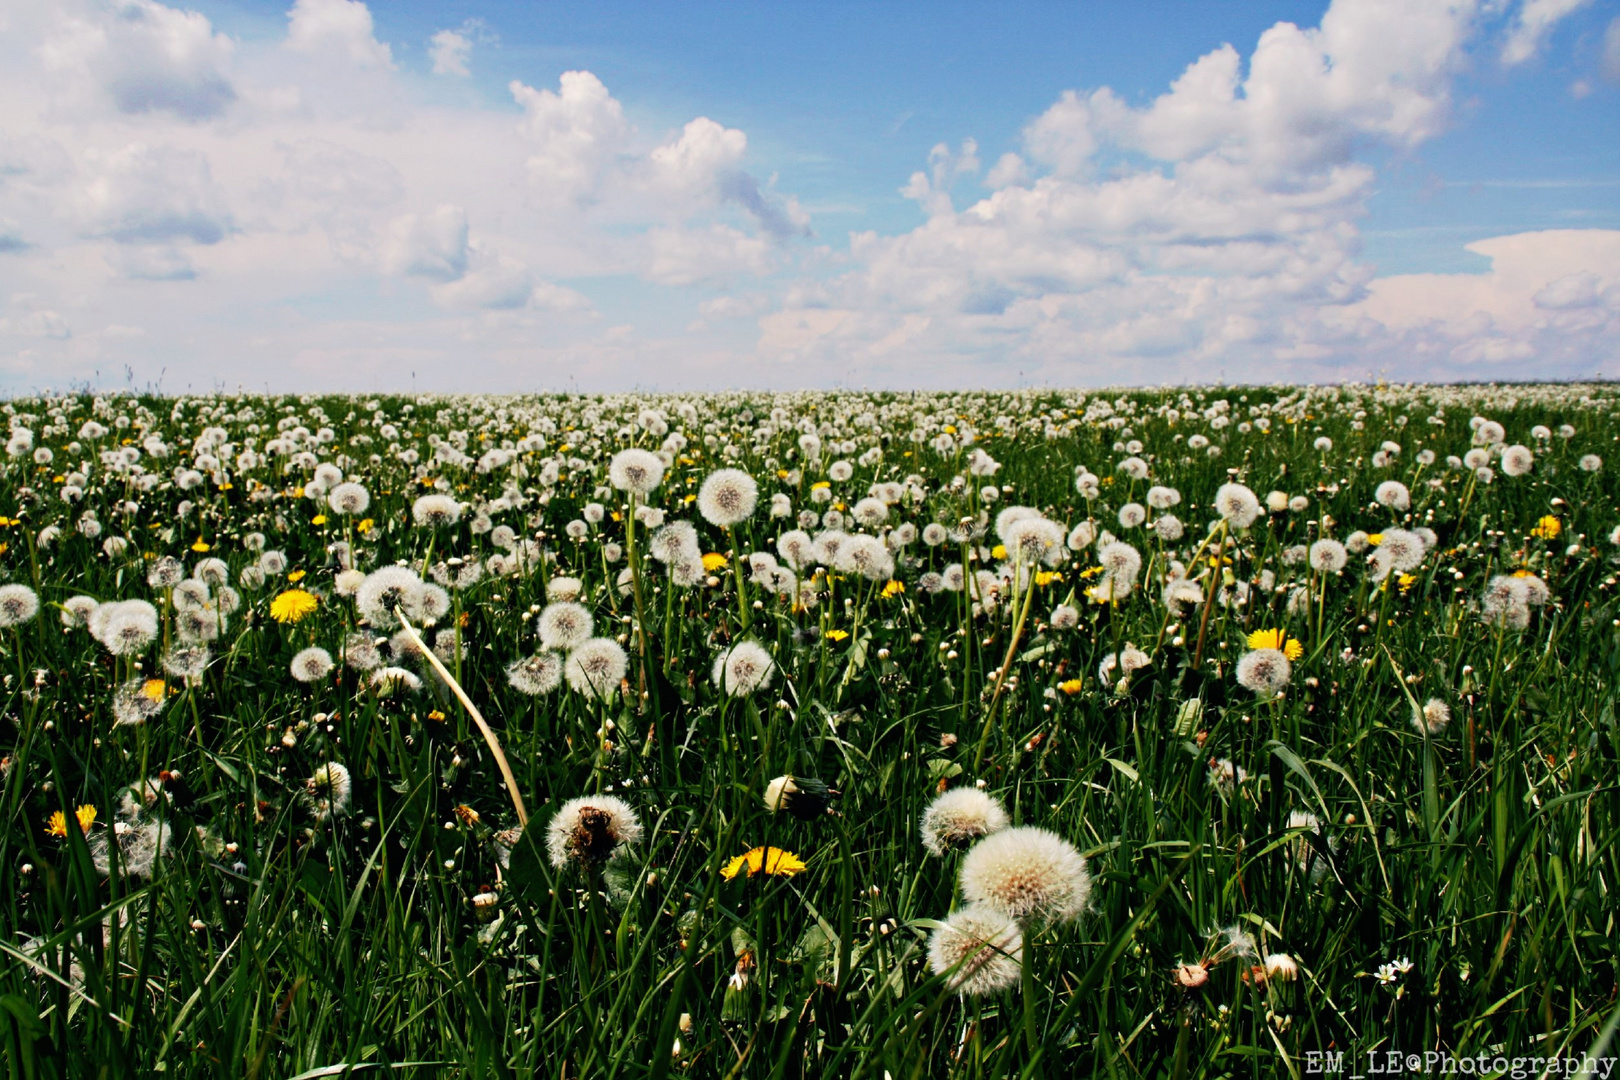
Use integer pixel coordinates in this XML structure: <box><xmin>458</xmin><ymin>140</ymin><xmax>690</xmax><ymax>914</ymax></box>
<box><xmin>0</xmin><ymin>384</ymin><xmax>1616</xmax><ymax>1079</ymax></box>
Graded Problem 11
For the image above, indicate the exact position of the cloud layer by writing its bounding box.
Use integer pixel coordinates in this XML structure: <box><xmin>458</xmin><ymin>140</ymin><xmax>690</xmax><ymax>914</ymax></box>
<box><xmin>0</xmin><ymin>0</ymin><xmax>1613</xmax><ymax>390</ymax></box>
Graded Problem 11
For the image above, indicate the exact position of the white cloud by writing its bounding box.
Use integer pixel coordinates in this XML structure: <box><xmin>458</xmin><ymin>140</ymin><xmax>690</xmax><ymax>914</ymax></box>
<box><xmin>0</xmin><ymin>0</ymin><xmax>1611</xmax><ymax>390</ymax></box>
<box><xmin>383</xmin><ymin>205</ymin><xmax>469</xmax><ymax>281</ymax></box>
<box><xmin>39</xmin><ymin>0</ymin><xmax>237</xmax><ymax>121</ymax></box>
<box><xmin>1603</xmin><ymin>16</ymin><xmax>1620</xmax><ymax>83</ymax></box>
<box><xmin>429</xmin><ymin>29</ymin><xmax>471</xmax><ymax>77</ymax></box>
<box><xmin>510</xmin><ymin>71</ymin><xmax>630</xmax><ymax>202</ymax></box>
<box><xmin>83</xmin><ymin>142</ymin><xmax>232</xmax><ymax>246</ymax></box>
<box><xmin>285</xmin><ymin>0</ymin><xmax>394</xmax><ymax>69</ymax></box>
<box><xmin>1502</xmin><ymin>0</ymin><xmax>1593</xmax><ymax>66</ymax></box>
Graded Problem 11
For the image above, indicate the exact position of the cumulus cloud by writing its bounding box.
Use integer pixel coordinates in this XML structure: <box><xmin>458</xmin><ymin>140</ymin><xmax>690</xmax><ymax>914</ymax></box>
<box><xmin>430</xmin><ymin>29</ymin><xmax>472</xmax><ymax>77</ymax></box>
<box><xmin>39</xmin><ymin>0</ymin><xmax>237</xmax><ymax>120</ymax></box>
<box><xmin>1603</xmin><ymin>16</ymin><xmax>1620</xmax><ymax>83</ymax></box>
<box><xmin>83</xmin><ymin>143</ymin><xmax>232</xmax><ymax>246</ymax></box>
<box><xmin>285</xmin><ymin>0</ymin><xmax>394</xmax><ymax>69</ymax></box>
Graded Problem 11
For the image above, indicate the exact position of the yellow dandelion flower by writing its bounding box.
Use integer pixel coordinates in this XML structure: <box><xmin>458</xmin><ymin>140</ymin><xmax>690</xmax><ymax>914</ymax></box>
<box><xmin>1367</xmin><ymin>533</ymin><xmax>1384</xmax><ymax>547</ymax></box>
<box><xmin>1035</xmin><ymin>570</ymin><xmax>1062</xmax><ymax>586</ymax></box>
<box><xmin>357</xmin><ymin>518</ymin><xmax>376</xmax><ymax>534</ymax></box>
<box><xmin>824</xmin><ymin>629</ymin><xmax>850</xmax><ymax>642</ymax></box>
<box><xmin>701</xmin><ymin>552</ymin><xmax>729</xmax><ymax>571</ymax></box>
<box><xmin>270</xmin><ymin>589</ymin><xmax>319</xmax><ymax>624</ymax></box>
<box><xmin>1246</xmin><ymin>629</ymin><xmax>1304</xmax><ymax>661</ymax></box>
<box><xmin>881</xmin><ymin>579</ymin><xmax>905</xmax><ymax>598</ymax></box>
<box><xmin>141</xmin><ymin>679</ymin><xmax>167</xmax><ymax>703</ymax></box>
<box><xmin>287</xmin><ymin>569</ymin><xmax>307</xmax><ymax>583</ymax></box>
<box><xmin>721</xmin><ymin>846</ymin><xmax>807</xmax><ymax>881</ymax></box>
<box><xmin>191</xmin><ymin>538</ymin><xmax>211</xmax><ymax>553</ymax></box>
<box><xmin>45</xmin><ymin>810</ymin><xmax>66</xmax><ymax>838</ymax></box>
<box><xmin>1058</xmin><ymin>678</ymin><xmax>1084</xmax><ymax>695</ymax></box>
<box><xmin>311</xmin><ymin>514</ymin><xmax>328</xmax><ymax>526</ymax></box>
<box><xmin>811</xmin><ymin>481</ymin><xmax>831</xmax><ymax>491</ymax></box>
<box><xmin>1531</xmin><ymin>516</ymin><xmax>1561</xmax><ymax>540</ymax></box>
<box><xmin>991</xmin><ymin>544</ymin><xmax>1008</xmax><ymax>559</ymax></box>
<box><xmin>1397</xmin><ymin>573</ymin><xmax>1418</xmax><ymax>594</ymax></box>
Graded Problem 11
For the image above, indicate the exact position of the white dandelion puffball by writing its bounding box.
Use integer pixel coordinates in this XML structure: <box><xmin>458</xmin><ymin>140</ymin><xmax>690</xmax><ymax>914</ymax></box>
<box><xmin>507</xmin><ymin>653</ymin><xmax>563</xmax><ymax>695</ymax></box>
<box><xmin>928</xmin><ymin>903</ymin><xmax>1024</xmax><ymax>997</ymax></box>
<box><xmin>1236</xmin><ymin>648</ymin><xmax>1291</xmax><ymax>696</ymax></box>
<box><xmin>1413</xmin><ymin>698</ymin><xmax>1450</xmax><ymax>736</ymax></box>
<box><xmin>1002</xmin><ymin>516</ymin><xmax>1067</xmax><ymax>568</ymax></box>
<box><xmin>411</xmin><ymin>494</ymin><xmax>462</xmax><ymax>528</ymax></box>
<box><xmin>328</xmin><ymin>482</ymin><xmax>370</xmax><ymax>516</ymax></box>
<box><xmin>1214</xmin><ymin>483</ymin><xmax>1261</xmax><ymax>529</ymax></box>
<box><xmin>1309</xmin><ymin>539</ymin><xmax>1348</xmax><ymax>573</ymax></box>
<box><xmin>1500</xmin><ymin>444</ymin><xmax>1534</xmax><ymax>476</ymax></box>
<box><xmin>697</xmin><ymin>468</ymin><xmax>759</xmax><ymax>527</ymax></box>
<box><xmin>0</xmin><ymin>584</ymin><xmax>40</xmax><ymax>627</ymax></box>
<box><xmin>305</xmin><ymin>762</ymin><xmax>352</xmax><ymax>820</ymax></box>
<box><xmin>920</xmin><ymin>788</ymin><xmax>1010</xmax><ymax>856</ymax></box>
<box><xmin>546</xmin><ymin>795</ymin><xmax>643</xmax><ymax>868</ymax></box>
<box><xmin>565</xmin><ymin>638</ymin><xmax>629</xmax><ymax>700</ymax></box>
<box><xmin>537</xmin><ymin>602</ymin><xmax>594</xmax><ymax>651</ymax></box>
<box><xmin>1374</xmin><ymin>481</ymin><xmax>1410</xmax><ymax>511</ymax></box>
<box><xmin>290</xmin><ymin>647</ymin><xmax>334</xmax><ymax>683</ymax></box>
<box><xmin>959</xmin><ymin>825</ymin><xmax>1091</xmax><ymax>925</ymax></box>
<box><xmin>610</xmin><ymin>448</ymin><xmax>665</xmax><ymax>495</ymax></box>
<box><xmin>355</xmin><ymin>566</ymin><xmax>425</xmax><ymax>629</ymax></box>
<box><xmin>711</xmin><ymin>640</ymin><xmax>775</xmax><ymax>697</ymax></box>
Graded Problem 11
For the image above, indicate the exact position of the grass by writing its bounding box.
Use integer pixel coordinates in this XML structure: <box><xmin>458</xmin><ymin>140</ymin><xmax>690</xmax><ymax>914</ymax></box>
<box><xmin>1</xmin><ymin>384</ymin><xmax>1617</xmax><ymax>1078</ymax></box>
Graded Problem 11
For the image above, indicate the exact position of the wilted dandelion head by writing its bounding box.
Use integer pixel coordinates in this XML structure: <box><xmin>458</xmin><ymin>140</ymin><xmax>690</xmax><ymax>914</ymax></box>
<box><xmin>711</xmin><ymin>640</ymin><xmax>775</xmax><ymax>697</ymax></box>
<box><xmin>1208</xmin><ymin>758</ymin><xmax>1246</xmax><ymax>797</ymax></box>
<box><xmin>343</xmin><ymin>632</ymin><xmax>383</xmax><ymax>672</ymax></box>
<box><xmin>161</xmin><ymin>644</ymin><xmax>210</xmax><ymax>680</ymax></box>
<box><xmin>370</xmin><ymin>666</ymin><xmax>422</xmax><ymax>695</ymax></box>
<box><xmin>610</xmin><ymin>448</ymin><xmax>665</xmax><ymax>495</ymax></box>
<box><xmin>146</xmin><ymin>557</ymin><xmax>185</xmax><ymax>590</ymax></box>
<box><xmin>537</xmin><ymin>602</ymin><xmax>594</xmax><ymax>651</ymax></box>
<box><xmin>1412</xmin><ymin>697</ymin><xmax>1450</xmax><ymax>736</ymax></box>
<box><xmin>112</xmin><ymin>677</ymin><xmax>167</xmax><ymax>726</ymax></box>
<box><xmin>565</xmin><ymin>638</ymin><xmax>628</xmax><ymax>700</ymax></box>
<box><xmin>412</xmin><ymin>494</ymin><xmax>462</xmax><ymax>528</ymax></box>
<box><xmin>1214</xmin><ymin>483</ymin><xmax>1261</xmax><ymax>529</ymax></box>
<box><xmin>920</xmin><ymin>788</ymin><xmax>1009</xmax><ymax>856</ymax></box>
<box><xmin>546</xmin><ymin>795</ymin><xmax>642</xmax><ymax>868</ymax></box>
<box><xmin>304</xmin><ymin>762</ymin><xmax>352</xmax><ymax>821</ymax></box>
<box><xmin>506</xmin><ymin>652</ymin><xmax>563</xmax><ymax>695</ymax></box>
<box><xmin>927</xmin><ymin>903</ymin><xmax>1023</xmax><ymax>997</ymax></box>
<box><xmin>959</xmin><ymin>825</ymin><xmax>1091</xmax><ymax>925</ymax></box>
<box><xmin>1235</xmin><ymin>648</ymin><xmax>1291</xmax><ymax>697</ymax></box>
<box><xmin>290</xmin><ymin>646</ymin><xmax>334</xmax><ymax>684</ymax></box>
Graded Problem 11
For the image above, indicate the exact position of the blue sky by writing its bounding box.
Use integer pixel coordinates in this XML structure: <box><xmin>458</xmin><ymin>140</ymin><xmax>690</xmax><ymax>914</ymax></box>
<box><xmin>1</xmin><ymin>0</ymin><xmax>1617</xmax><ymax>391</ymax></box>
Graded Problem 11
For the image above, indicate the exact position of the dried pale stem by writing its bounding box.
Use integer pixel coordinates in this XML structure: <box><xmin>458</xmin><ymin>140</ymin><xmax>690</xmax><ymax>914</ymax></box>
<box><xmin>394</xmin><ymin>606</ymin><xmax>528</xmax><ymax>826</ymax></box>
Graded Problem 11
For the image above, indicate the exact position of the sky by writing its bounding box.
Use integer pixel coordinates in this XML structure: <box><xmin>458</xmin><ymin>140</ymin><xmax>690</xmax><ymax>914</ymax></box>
<box><xmin>0</xmin><ymin>0</ymin><xmax>1617</xmax><ymax>394</ymax></box>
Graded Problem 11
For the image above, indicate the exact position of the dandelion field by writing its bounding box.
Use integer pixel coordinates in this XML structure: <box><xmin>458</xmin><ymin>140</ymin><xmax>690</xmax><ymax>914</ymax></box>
<box><xmin>2</xmin><ymin>385</ymin><xmax>1618</xmax><ymax>1079</ymax></box>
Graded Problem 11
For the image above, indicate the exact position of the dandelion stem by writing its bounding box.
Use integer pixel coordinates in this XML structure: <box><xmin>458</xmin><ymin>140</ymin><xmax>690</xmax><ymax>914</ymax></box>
<box><xmin>393</xmin><ymin>606</ymin><xmax>527</xmax><ymax>826</ymax></box>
